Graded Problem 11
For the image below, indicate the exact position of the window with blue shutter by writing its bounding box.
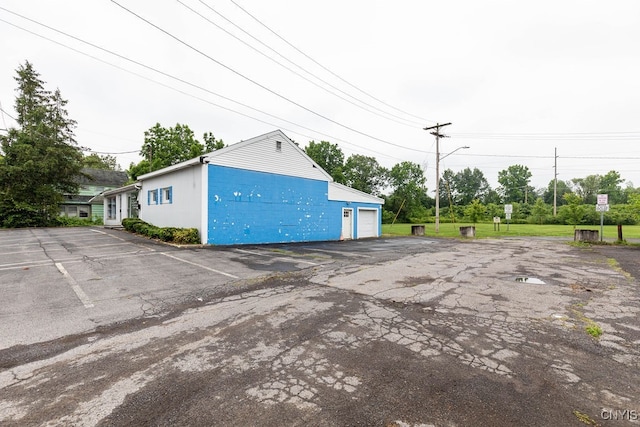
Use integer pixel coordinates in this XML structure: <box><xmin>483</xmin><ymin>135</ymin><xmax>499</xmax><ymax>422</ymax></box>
<box><xmin>161</xmin><ymin>186</ymin><xmax>173</xmax><ymax>204</ymax></box>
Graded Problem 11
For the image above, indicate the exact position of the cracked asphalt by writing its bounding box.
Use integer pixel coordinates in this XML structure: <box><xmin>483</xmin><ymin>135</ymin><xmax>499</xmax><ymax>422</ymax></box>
<box><xmin>0</xmin><ymin>228</ymin><xmax>639</xmax><ymax>426</ymax></box>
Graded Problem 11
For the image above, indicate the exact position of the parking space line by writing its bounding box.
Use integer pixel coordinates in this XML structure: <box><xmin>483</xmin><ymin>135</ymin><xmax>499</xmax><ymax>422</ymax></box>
<box><xmin>302</xmin><ymin>248</ymin><xmax>371</xmax><ymax>258</ymax></box>
<box><xmin>54</xmin><ymin>263</ymin><xmax>95</xmax><ymax>309</ymax></box>
<box><xmin>90</xmin><ymin>229</ymin><xmax>155</xmax><ymax>250</ymax></box>
<box><xmin>234</xmin><ymin>248</ymin><xmax>319</xmax><ymax>265</ymax></box>
<box><xmin>0</xmin><ymin>262</ymin><xmax>53</xmax><ymax>271</ymax></box>
<box><xmin>160</xmin><ymin>253</ymin><xmax>239</xmax><ymax>278</ymax></box>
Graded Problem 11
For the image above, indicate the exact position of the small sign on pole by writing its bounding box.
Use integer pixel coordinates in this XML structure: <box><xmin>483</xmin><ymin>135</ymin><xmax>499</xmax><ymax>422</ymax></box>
<box><xmin>504</xmin><ymin>205</ymin><xmax>513</xmax><ymax>231</ymax></box>
<box><xmin>596</xmin><ymin>194</ymin><xmax>608</xmax><ymax>242</ymax></box>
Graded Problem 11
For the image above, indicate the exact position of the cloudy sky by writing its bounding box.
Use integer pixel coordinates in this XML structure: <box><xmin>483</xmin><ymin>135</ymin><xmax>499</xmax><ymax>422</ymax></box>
<box><xmin>1</xmin><ymin>0</ymin><xmax>639</xmax><ymax>192</ymax></box>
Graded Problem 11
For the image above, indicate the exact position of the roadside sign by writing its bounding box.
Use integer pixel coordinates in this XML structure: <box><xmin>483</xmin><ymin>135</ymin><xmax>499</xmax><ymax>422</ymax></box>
<box><xmin>595</xmin><ymin>204</ymin><xmax>609</xmax><ymax>212</ymax></box>
<box><xmin>597</xmin><ymin>194</ymin><xmax>608</xmax><ymax>205</ymax></box>
<box><xmin>506</xmin><ymin>213</ymin><xmax>512</xmax><ymax>220</ymax></box>
<box><xmin>504</xmin><ymin>204</ymin><xmax>513</xmax><ymax>214</ymax></box>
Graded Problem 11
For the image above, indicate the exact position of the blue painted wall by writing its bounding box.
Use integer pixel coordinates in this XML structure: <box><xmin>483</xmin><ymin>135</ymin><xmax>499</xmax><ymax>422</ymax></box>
<box><xmin>207</xmin><ymin>165</ymin><xmax>382</xmax><ymax>245</ymax></box>
<box><xmin>207</xmin><ymin>165</ymin><xmax>381</xmax><ymax>245</ymax></box>
<box><xmin>207</xmin><ymin>165</ymin><xmax>333</xmax><ymax>245</ymax></box>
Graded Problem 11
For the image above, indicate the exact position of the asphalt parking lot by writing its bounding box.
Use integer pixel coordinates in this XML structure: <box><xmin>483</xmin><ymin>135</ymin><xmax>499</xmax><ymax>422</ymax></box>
<box><xmin>0</xmin><ymin>227</ymin><xmax>639</xmax><ymax>426</ymax></box>
<box><xmin>0</xmin><ymin>227</ymin><xmax>443</xmax><ymax>349</ymax></box>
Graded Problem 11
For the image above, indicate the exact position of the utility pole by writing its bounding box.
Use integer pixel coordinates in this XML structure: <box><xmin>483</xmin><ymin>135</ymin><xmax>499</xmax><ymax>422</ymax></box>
<box><xmin>423</xmin><ymin>122</ymin><xmax>452</xmax><ymax>233</ymax></box>
<box><xmin>553</xmin><ymin>147</ymin><xmax>558</xmax><ymax>217</ymax></box>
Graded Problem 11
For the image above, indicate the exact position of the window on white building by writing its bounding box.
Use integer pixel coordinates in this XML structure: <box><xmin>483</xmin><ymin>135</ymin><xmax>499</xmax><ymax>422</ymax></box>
<box><xmin>161</xmin><ymin>187</ymin><xmax>172</xmax><ymax>204</ymax></box>
<box><xmin>148</xmin><ymin>189</ymin><xmax>158</xmax><ymax>205</ymax></box>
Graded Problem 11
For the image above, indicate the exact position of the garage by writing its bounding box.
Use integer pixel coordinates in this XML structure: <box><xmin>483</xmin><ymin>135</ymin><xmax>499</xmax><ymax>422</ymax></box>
<box><xmin>357</xmin><ymin>208</ymin><xmax>378</xmax><ymax>238</ymax></box>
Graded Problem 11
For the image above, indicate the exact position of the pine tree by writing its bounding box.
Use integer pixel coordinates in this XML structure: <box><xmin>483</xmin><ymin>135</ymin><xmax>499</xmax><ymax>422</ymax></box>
<box><xmin>0</xmin><ymin>61</ymin><xmax>83</xmax><ymax>227</ymax></box>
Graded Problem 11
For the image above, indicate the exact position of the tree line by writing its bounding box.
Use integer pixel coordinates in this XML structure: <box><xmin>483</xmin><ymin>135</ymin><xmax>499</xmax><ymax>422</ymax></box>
<box><xmin>2</xmin><ymin>61</ymin><xmax>638</xmax><ymax>228</ymax></box>
<box><xmin>301</xmin><ymin>140</ymin><xmax>640</xmax><ymax>226</ymax></box>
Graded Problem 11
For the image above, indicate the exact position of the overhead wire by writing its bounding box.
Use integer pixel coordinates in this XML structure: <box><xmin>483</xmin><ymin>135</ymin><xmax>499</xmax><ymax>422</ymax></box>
<box><xmin>229</xmin><ymin>0</ymin><xmax>435</xmax><ymax>125</ymax></box>
<box><xmin>450</xmin><ymin>131</ymin><xmax>640</xmax><ymax>141</ymax></box>
<box><xmin>0</xmin><ymin>11</ymin><xmax>410</xmax><ymax>160</ymax></box>
<box><xmin>192</xmin><ymin>0</ymin><xmax>424</xmax><ymax>127</ymax></box>
<box><xmin>176</xmin><ymin>0</ymin><xmax>422</xmax><ymax>129</ymax></box>
<box><xmin>109</xmin><ymin>0</ymin><xmax>424</xmax><ymax>152</ymax></box>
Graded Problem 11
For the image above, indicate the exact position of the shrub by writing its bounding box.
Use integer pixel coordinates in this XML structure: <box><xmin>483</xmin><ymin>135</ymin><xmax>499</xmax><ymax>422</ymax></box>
<box><xmin>55</xmin><ymin>216</ymin><xmax>103</xmax><ymax>227</ymax></box>
<box><xmin>172</xmin><ymin>228</ymin><xmax>200</xmax><ymax>244</ymax></box>
<box><xmin>121</xmin><ymin>218</ymin><xmax>199</xmax><ymax>244</ymax></box>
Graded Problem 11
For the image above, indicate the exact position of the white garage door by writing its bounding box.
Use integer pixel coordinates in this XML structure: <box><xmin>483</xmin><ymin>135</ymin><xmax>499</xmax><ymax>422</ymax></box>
<box><xmin>357</xmin><ymin>209</ymin><xmax>378</xmax><ymax>238</ymax></box>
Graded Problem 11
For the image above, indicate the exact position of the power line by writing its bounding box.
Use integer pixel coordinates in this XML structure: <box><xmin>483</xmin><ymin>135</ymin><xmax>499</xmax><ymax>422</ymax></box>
<box><xmin>184</xmin><ymin>0</ymin><xmax>422</xmax><ymax>128</ymax></box>
<box><xmin>229</xmin><ymin>0</ymin><xmax>435</xmax><ymax>125</ymax></box>
<box><xmin>0</xmin><ymin>11</ymin><xmax>416</xmax><ymax>160</ymax></box>
<box><xmin>109</xmin><ymin>1</ymin><xmax>424</xmax><ymax>152</ymax></box>
<box><xmin>450</xmin><ymin>131</ymin><xmax>640</xmax><ymax>141</ymax></box>
<box><xmin>84</xmin><ymin>149</ymin><xmax>139</xmax><ymax>155</ymax></box>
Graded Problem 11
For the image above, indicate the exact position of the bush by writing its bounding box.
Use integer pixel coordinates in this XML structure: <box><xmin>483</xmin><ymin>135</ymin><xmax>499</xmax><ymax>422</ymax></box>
<box><xmin>121</xmin><ymin>218</ymin><xmax>200</xmax><ymax>244</ymax></box>
<box><xmin>172</xmin><ymin>228</ymin><xmax>200</xmax><ymax>244</ymax></box>
<box><xmin>55</xmin><ymin>216</ymin><xmax>103</xmax><ymax>227</ymax></box>
<box><xmin>0</xmin><ymin>198</ymin><xmax>53</xmax><ymax>227</ymax></box>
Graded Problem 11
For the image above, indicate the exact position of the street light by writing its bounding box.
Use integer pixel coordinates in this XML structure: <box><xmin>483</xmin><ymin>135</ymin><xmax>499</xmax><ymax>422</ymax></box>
<box><xmin>435</xmin><ymin>145</ymin><xmax>469</xmax><ymax>233</ymax></box>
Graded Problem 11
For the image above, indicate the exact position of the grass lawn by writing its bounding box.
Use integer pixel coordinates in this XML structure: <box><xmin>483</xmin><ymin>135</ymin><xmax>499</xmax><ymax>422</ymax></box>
<box><xmin>382</xmin><ymin>222</ymin><xmax>640</xmax><ymax>240</ymax></box>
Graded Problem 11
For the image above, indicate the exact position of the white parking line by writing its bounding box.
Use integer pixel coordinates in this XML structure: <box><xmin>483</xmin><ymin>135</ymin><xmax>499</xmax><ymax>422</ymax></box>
<box><xmin>302</xmin><ymin>248</ymin><xmax>371</xmax><ymax>258</ymax></box>
<box><xmin>234</xmin><ymin>248</ymin><xmax>318</xmax><ymax>265</ymax></box>
<box><xmin>54</xmin><ymin>262</ymin><xmax>95</xmax><ymax>309</ymax></box>
<box><xmin>160</xmin><ymin>253</ymin><xmax>239</xmax><ymax>278</ymax></box>
<box><xmin>0</xmin><ymin>262</ymin><xmax>53</xmax><ymax>271</ymax></box>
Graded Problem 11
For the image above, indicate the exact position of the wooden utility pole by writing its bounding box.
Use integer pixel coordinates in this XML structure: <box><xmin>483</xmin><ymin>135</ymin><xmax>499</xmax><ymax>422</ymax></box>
<box><xmin>553</xmin><ymin>147</ymin><xmax>558</xmax><ymax>216</ymax></box>
<box><xmin>423</xmin><ymin>122</ymin><xmax>451</xmax><ymax>233</ymax></box>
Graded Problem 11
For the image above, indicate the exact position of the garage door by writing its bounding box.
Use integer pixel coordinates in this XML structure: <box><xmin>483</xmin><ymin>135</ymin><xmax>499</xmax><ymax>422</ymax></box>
<box><xmin>357</xmin><ymin>209</ymin><xmax>378</xmax><ymax>238</ymax></box>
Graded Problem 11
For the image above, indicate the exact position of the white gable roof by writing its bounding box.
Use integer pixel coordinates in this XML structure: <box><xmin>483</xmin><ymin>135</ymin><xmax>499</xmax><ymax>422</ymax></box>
<box><xmin>204</xmin><ymin>130</ymin><xmax>332</xmax><ymax>181</ymax></box>
<box><xmin>139</xmin><ymin>130</ymin><xmax>332</xmax><ymax>182</ymax></box>
<box><xmin>328</xmin><ymin>182</ymin><xmax>385</xmax><ymax>204</ymax></box>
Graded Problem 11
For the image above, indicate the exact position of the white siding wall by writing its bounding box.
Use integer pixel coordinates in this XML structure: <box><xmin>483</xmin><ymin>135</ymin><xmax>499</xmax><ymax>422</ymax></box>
<box><xmin>207</xmin><ymin>132</ymin><xmax>329</xmax><ymax>181</ymax></box>
<box><xmin>103</xmin><ymin>191</ymin><xmax>130</xmax><ymax>226</ymax></box>
<box><xmin>140</xmin><ymin>165</ymin><xmax>203</xmax><ymax>235</ymax></box>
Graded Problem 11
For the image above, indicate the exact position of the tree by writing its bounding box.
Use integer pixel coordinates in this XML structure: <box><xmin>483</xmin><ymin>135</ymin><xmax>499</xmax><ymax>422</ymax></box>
<box><xmin>0</xmin><ymin>61</ymin><xmax>83</xmax><ymax>227</ymax></box>
<box><xmin>542</xmin><ymin>179</ymin><xmax>571</xmax><ymax>206</ymax></box>
<box><xmin>203</xmin><ymin>132</ymin><xmax>225</xmax><ymax>152</ymax></box>
<box><xmin>464</xmin><ymin>199</ymin><xmax>485</xmax><ymax>225</ymax></box>
<box><xmin>387</xmin><ymin>161</ymin><xmax>427</xmax><ymax>222</ymax></box>
<box><xmin>128</xmin><ymin>123</ymin><xmax>224</xmax><ymax>180</ymax></box>
<box><xmin>83</xmin><ymin>153</ymin><xmax>119</xmax><ymax>170</ymax></box>
<box><xmin>497</xmin><ymin>164</ymin><xmax>532</xmax><ymax>203</ymax></box>
<box><xmin>599</xmin><ymin>170</ymin><xmax>625</xmax><ymax>204</ymax></box>
<box><xmin>561</xmin><ymin>192</ymin><xmax>585</xmax><ymax>227</ymax></box>
<box><xmin>442</xmin><ymin>167</ymin><xmax>491</xmax><ymax>205</ymax></box>
<box><xmin>343</xmin><ymin>154</ymin><xmax>388</xmax><ymax>196</ymax></box>
<box><xmin>572</xmin><ymin>174</ymin><xmax>600</xmax><ymax>204</ymax></box>
<box><xmin>304</xmin><ymin>140</ymin><xmax>345</xmax><ymax>184</ymax></box>
<box><xmin>142</xmin><ymin>123</ymin><xmax>203</xmax><ymax>171</ymax></box>
<box><xmin>530</xmin><ymin>198</ymin><xmax>549</xmax><ymax>224</ymax></box>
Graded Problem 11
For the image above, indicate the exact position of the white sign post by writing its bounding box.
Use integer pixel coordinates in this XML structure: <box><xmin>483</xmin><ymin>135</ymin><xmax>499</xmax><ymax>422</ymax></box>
<box><xmin>504</xmin><ymin>204</ymin><xmax>513</xmax><ymax>231</ymax></box>
<box><xmin>596</xmin><ymin>194</ymin><xmax>608</xmax><ymax>241</ymax></box>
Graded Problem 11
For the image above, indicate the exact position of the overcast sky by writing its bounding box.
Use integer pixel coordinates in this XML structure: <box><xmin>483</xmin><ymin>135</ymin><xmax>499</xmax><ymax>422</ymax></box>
<box><xmin>1</xmin><ymin>0</ymin><xmax>639</xmax><ymax>193</ymax></box>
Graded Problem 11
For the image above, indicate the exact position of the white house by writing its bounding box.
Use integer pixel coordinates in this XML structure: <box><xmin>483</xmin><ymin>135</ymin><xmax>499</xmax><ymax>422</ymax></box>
<box><xmin>105</xmin><ymin>130</ymin><xmax>384</xmax><ymax>245</ymax></box>
<box><xmin>99</xmin><ymin>183</ymin><xmax>140</xmax><ymax>227</ymax></box>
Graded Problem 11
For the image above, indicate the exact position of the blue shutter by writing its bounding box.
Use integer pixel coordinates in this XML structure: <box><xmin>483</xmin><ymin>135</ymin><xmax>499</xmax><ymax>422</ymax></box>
<box><xmin>147</xmin><ymin>190</ymin><xmax>151</xmax><ymax>205</ymax></box>
<box><xmin>156</xmin><ymin>189</ymin><xmax>160</xmax><ymax>205</ymax></box>
<box><xmin>159</xmin><ymin>188</ymin><xmax>163</xmax><ymax>204</ymax></box>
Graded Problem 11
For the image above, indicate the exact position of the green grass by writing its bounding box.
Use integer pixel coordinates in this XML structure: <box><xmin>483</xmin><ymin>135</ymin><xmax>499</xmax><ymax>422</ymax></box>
<box><xmin>585</xmin><ymin>324</ymin><xmax>603</xmax><ymax>339</ymax></box>
<box><xmin>382</xmin><ymin>222</ymin><xmax>640</xmax><ymax>240</ymax></box>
